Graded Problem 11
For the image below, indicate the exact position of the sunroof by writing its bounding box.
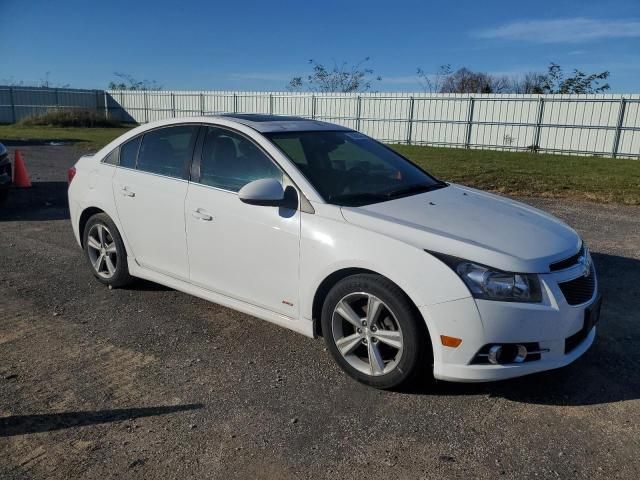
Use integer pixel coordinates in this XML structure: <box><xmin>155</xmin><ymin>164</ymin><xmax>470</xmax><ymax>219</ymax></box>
<box><xmin>219</xmin><ymin>113</ymin><xmax>307</xmax><ymax>123</ymax></box>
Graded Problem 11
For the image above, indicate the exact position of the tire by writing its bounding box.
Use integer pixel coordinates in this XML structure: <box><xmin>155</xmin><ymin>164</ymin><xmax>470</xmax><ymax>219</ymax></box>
<box><xmin>321</xmin><ymin>273</ymin><xmax>431</xmax><ymax>390</ymax></box>
<box><xmin>82</xmin><ymin>213</ymin><xmax>133</xmax><ymax>288</ymax></box>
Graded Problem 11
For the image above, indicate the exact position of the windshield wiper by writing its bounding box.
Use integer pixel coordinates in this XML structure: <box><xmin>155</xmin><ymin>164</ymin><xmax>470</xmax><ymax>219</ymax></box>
<box><xmin>329</xmin><ymin>182</ymin><xmax>447</xmax><ymax>206</ymax></box>
<box><xmin>382</xmin><ymin>182</ymin><xmax>445</xmax><ymax>199</ymax></box>
<box><xmin>328</xmin><ymin>192</ymin><xmax>388</xmax><ymax>206</ymax></box>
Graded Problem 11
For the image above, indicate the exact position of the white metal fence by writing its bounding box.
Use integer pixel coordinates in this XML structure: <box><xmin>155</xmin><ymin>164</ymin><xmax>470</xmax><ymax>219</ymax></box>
<box><xmin>100</xmin><ymin>90</ymin><xmax>640</xmax><ymax>159</ymax></box>
<box><xmin>2</xmin><ymin>86</ymin><xmax>639</xmax><ymax>159</ymax></box>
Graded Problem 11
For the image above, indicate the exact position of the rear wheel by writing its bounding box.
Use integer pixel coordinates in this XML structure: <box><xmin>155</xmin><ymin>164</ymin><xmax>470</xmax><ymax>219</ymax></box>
<box><xmin>83</xmin><ymin>213</ymin><xmax>133</xmax><ymax>288</ymax></box>
<box><xmin>321</xmin><ymin>273</ymin><xmax>430</xmax><ymax>389</ymax></box>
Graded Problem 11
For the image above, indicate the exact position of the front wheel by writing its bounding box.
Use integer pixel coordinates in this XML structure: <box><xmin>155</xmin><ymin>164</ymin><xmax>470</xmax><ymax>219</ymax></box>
<box><xmin>83</xmin><ymin>213</ymin><xmax>133</xmax><ymax>288</ymax></box>
<box><xmin>321</xmin><ymin>273</ymin><xmax>431</xmax><ymax>390</ymax></box>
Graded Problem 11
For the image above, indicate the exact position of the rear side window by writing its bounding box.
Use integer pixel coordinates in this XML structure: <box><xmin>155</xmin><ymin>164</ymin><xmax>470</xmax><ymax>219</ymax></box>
<box><xmin>120</xmin><ymin>136</ymin><xmax>141</xmax><ymax>169</ymax></box>
<box><xmin>137</xmin><ymin>125</ymin><xmax>199</xmax><ymax>178</ymax></box>
<box><xmin>198</xmin><ymin>127</ymin><xmax>282</xmax><ymax>192</ymax></box>
<box><xmin>102</xmin><ymin>148</ymin><xmax>119</xmax><ymax>165</ymax></box>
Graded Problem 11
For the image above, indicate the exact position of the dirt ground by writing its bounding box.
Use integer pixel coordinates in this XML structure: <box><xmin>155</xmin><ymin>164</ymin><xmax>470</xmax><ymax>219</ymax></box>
<box><xmin>1</xmin><ymin>144</ymin><xmax>639</xmax><ymax>479</ymax></box>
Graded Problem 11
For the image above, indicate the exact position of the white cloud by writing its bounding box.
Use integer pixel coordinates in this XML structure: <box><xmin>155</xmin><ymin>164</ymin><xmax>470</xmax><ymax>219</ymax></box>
<box><xmin>475</xmin><ymin>18</ymin><xmax>640</xmax><ymax>44</ymax></box>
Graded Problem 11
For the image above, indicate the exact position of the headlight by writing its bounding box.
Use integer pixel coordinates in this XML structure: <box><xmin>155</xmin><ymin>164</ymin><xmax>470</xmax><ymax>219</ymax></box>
<box><xmin>429</xmin><ymin>252</ymin><xmax>542</xmax><ymax>303</ymax></box>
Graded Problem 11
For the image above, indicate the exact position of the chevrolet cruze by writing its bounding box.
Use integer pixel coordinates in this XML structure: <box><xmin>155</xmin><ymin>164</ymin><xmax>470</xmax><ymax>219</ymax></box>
<box><xmin>68</xmin><ymin>114</ymin><xmax>601</xmax><ymax>389</ymax></box>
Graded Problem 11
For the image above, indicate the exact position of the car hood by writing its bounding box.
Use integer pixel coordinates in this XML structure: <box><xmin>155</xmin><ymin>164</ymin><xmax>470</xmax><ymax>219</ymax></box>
<box><xmin>340</xmin><ymin>184</ymin><xmax>581</xmax><ymax>273</ymax></box>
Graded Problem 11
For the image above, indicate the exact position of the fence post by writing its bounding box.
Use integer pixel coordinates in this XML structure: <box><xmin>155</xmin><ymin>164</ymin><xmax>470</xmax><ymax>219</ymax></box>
<box><xmin>233</xmin><ymin>93</ymin><xmax>238</xmax><ymax>113</ymax></box>
<box><xmin>269</xmin><ymin>94</ymin><xmax>273</xmax><ymax>115</ymax></box>
<box><xmin>54</xmin><ymin>88</ymin><xmax>60</xmax><ymax>110</ymax></box>
<box><xmin>120</xmin><ymin>91</ymin><xmax>125</xmax><ymax>122</ymax></box>
<box><xmin>95</xmin><ymin>90</ymin><xmax>100</xmax><ymax>116</ymax></box>
<box><xmin>9</xmin><ymin>87</ymin><xmax>16</xmax><ymax>123</ymax></box>
<box><xmin>406</xmin><ymin>96</ymin><xmax>415</xmax><ymax>145</ymax></box>
<box><xmin>532</xmin><ymin>97</ymin><xmax>545</xmax><ymax>153</ymax></box>
<box><xmin>311</xmin><ymin>95</ymin><xmax>316</xmax><ymax>119</ymax></box>
<box><xmin>611</xmin><ymin>97</ymin><xmax>626</xmax><ymax>158</ymax></box>
<box><xmin>171</xmin><ymin>92</ymin><xmax>176</xmax><ymax>117</ymax></box>
<box><xmin>464</xmin><ymin>97</ymin><xmax>475</xmax><ymax>149</ymax></box>
<box><xmin>144</xmin><ymin>91</ymin><xmax>149</xmax><ymax>123</ymax></box>
<box><xmin>355</xmin><ymin>95</ymin><xmax>362</xmax><ymax>131</ymax></box>
<box><xmin>103</xmin><ymin>91</ymin><xmax>109</xmax><ymax>120</ymax></box>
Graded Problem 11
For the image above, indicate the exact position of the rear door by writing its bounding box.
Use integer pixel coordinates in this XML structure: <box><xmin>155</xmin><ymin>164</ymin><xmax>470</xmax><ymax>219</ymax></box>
<box><xmin>113</xmin><ymin>124</ymin><xmax>199</xmax><ymax>280</ymax></box>
<box><xmin>184</xmin><ymin>125</ymin><xmax>301</xmax><ymax>318</ymax></box>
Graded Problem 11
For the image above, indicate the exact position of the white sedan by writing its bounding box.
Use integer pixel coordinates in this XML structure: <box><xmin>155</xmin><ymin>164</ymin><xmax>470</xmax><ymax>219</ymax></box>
<box><xmin>68</xmin><ymin>115</ymin><xmax>601</xmax><ymax>389</ymax></box>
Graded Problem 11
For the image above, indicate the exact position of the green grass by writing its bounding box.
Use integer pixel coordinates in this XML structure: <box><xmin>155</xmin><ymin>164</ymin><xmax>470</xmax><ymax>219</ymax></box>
<box><xmin>391</xmin><ymin>144</ymin><xmax>640</xmax><ymax>205</ymax></box>
<box><xmin>0</xmin><ymin>124</ymin><xmax>132</xmax><ymax>150</ymax></box>
<box><xmin>0</xmin><ymin>125</ymin><xmax>638</xmax><ymax>204</ymax></box>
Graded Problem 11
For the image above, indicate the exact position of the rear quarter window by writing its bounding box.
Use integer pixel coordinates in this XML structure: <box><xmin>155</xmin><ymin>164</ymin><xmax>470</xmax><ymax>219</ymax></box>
<box><xmin>101</xmin><ymin>148</ymin><xmax>119</xmax><ymax>165</ymax></box>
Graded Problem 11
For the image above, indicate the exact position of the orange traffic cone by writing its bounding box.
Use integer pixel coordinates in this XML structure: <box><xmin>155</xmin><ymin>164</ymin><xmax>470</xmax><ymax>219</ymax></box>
<box><xmin>13</xmin><ymin>150</ymin><xmax>32</xmax><ymax>188</ymax></box>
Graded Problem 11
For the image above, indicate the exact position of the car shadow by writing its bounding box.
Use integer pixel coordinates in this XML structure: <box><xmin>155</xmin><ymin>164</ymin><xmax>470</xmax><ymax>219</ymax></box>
<box><xmin>128</xmin><ymin>279</ymin><xmax>174</xmax><ymax>292</ymax></box>
<box><xmin>406</xmin><ymin>252</ymin><xmax>640</xmax><ymax>406</ymax></box>
<box><xmin>0</xmin><ymin>181</ymin><xmax>70</xmax><ymax>221</ymax></box>
<box><xmin>0</xmin><ymin>403</ymin><xmax>203</xmax><ymax>437</ymax></box>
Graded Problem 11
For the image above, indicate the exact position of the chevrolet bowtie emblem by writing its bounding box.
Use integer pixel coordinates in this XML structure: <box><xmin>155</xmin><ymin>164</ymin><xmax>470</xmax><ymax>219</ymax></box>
<box><xmin>578</xmin><ymin>255</ymin><xmax>591</xmax><ymax>277</ymax></box>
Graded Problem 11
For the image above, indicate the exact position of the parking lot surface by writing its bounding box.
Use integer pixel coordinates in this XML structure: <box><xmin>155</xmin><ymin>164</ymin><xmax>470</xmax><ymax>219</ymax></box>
<box><xmin>1</xmin><ymin>145</ymin><xmax>639</xmax><ymax>479</ymax></box>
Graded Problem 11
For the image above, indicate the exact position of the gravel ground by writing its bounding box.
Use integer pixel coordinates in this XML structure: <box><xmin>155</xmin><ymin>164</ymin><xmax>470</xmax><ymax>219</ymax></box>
<box><xmin>1</xmin><ymin>145</ymin><xmax>639</xmax><ymax>479</ymax></box>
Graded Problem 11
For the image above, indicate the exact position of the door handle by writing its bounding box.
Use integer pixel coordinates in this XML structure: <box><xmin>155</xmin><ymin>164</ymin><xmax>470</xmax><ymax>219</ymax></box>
<box><xmin>192</xmin><ymin>208</ymin><xmax>213</xmax><ymax>221</ymax></box>
<box><xmin>120</xmin><ymin>187</ymin><xmax>135</xmax><ymax>197</ymax></box>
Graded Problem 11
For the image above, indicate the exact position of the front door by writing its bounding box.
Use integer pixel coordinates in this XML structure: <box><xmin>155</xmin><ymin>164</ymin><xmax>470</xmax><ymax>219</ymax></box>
<box><xmin>185</xmin><ymin>126</ymin><xmax>301</xmax><ymax>318</ymax></box>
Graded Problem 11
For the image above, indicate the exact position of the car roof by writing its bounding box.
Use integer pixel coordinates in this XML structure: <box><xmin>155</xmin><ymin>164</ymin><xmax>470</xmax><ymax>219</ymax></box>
<box><xmin>214</xmin><ymin>113</ymin><xmax>352</xmax><ymax>133</ymax></box>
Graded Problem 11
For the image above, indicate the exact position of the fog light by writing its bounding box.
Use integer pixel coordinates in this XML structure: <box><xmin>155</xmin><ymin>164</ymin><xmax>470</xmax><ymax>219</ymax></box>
<box><xmin>487</xmin><ymin>344</ymin><xmax>528</xmax><ymax>364</ymax></box>
<box><xmin>487</xmin><ymin>345</ymin><xmax>502</xmax><ymax>365</ymax></box>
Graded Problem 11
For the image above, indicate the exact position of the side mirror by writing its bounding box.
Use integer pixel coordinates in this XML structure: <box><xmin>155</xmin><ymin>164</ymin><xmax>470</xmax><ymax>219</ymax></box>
<box><xmin>238</xmin><ymin>178</ymin><xmax>285</xmax><ymax>206</ymax></box>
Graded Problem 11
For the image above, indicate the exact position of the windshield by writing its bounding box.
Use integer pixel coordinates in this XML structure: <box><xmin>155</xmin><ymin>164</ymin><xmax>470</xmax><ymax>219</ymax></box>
<box><xmin>266</xmin><ymin>130</ymin><xmax>446</xmax><ymax>206</ymax></box>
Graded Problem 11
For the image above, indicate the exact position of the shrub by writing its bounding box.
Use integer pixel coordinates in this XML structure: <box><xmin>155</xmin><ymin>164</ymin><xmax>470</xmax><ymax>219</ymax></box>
<box><xmin>20</xmin><ymin>109</ymin><xmax>122</xmax><ymax>128</ymax></box>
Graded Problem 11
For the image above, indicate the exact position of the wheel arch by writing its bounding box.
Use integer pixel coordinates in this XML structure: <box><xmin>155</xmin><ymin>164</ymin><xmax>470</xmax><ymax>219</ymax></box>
<box><xmin>311</xmin><ymin>267</ymin><xmax>429</xmax><ymax>341</ymax></box>
<box><xmin>78</xmin><ymin>207</ymin><xmax>106</xmax><ymax>248</ymax></box>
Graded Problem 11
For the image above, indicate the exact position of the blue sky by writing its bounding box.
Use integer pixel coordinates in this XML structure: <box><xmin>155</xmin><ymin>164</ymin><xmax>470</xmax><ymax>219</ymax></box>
<box><xmin>2</xmin><ymin>0</ymin><xmax>639</xmax><ymax>92</ymax></box>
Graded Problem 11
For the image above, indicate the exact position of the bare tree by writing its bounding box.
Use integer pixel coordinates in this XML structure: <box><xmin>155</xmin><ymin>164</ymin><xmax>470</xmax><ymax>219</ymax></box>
<box><xmin>509</xmin><ymin>72</ymin><xmax>547</xmax><ymax>94</ymax></box>
<box><xmin>415</xmin><ymin>63</ymin><xmax>611</xmax><ymax>94</ymax></box>
<box><xmin>287</xmin><ymin>58</ymin><xmax>381</xmax><ymax>93</ymax></box>
<box><xmin>417</xmin><ymin>66</ymin><xmax>512</xmax><ymax>94</ymax></box>
<box><xmin>108</xmin><ymin>72</ymin><xmax>162</xmax><ymax>91</ymax></box>
<box><xmin>0</xmin><ymin>73</ymin><xmax>69</xmax><ymax>88</ymax></box>
<box><xmin>439</xmin><ymin>68</ymin><xmax>495</xmax><ymax>94</ymax></box>
<box><xmin>38</xmin><ymin>72</ymin><xmax>70</xmax><ymax>88</ymax></box>
<box><xmin>416</xmin><ymin>65</ymin><xmax>452</xmax><ymax>93</ymax></box>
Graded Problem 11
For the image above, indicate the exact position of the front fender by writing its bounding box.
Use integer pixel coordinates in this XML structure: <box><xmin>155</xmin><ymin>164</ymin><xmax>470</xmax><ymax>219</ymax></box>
<box><xmin>299</xmin><ymin>210</ymin><xmax>471</xmax><ymax>323</ymax></box>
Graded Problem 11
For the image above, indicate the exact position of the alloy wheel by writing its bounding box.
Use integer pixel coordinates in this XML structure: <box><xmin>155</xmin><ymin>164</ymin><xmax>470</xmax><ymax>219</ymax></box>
<box><xmin>86</xmin><ymin>223</ymin><xmax>118</xmax><ymax>279</ymax></box>
<box><xmin>331</xmin><ymin>292</ymin><xmax>404</xmax><ymax>376</ymax></box>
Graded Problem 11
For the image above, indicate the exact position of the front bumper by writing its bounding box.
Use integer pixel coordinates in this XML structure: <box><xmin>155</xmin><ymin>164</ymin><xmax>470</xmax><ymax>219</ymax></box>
<box><xmin>423</xmin><ymin>264</ymin><xmax>599</xmax><ymax>383</ymax></box>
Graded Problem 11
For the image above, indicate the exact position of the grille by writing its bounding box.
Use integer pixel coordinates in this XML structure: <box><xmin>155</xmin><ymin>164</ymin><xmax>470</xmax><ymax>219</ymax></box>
<box><xmin>550</xmin><ymin>245</ymin><xmax>584</xmax><ymax>271</ymax></box>
<box><xmin>558</xmin><ymin>268</ymin><xmax>596</xmax><ymax>305</ymax></box>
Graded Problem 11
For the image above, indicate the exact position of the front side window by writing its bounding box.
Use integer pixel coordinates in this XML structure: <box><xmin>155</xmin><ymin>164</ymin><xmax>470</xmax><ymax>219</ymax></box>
<box><xmin>198</xmin><ymin>127</ymin><xmax>282</xmax><ymax>192</ymax></box>
<box><xmin>136</xmin><ymin>125</ymin><xmax>199</xmax><ymax>178</ymax></box>
<box><xmin>267</xmin><ymin>130</ymin><xmax>446</xmax><ymax>206</ymax></box>
<box><xmin>119</xmin><ymin>136</ymin><xmax>141</xmax><ymax>169</ymax></box>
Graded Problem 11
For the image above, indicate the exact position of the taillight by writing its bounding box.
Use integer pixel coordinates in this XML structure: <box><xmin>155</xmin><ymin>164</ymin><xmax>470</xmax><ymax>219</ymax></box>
<box><xmin>67</xmin><ymin>166</ymin><xmax>76</xmax><ymax>185</ymax></box>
